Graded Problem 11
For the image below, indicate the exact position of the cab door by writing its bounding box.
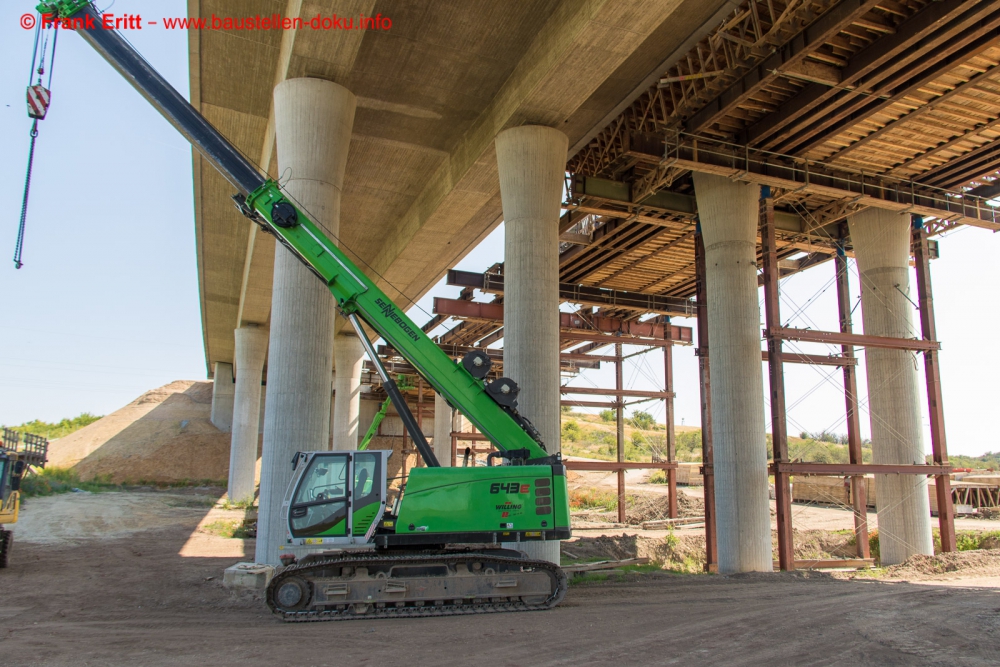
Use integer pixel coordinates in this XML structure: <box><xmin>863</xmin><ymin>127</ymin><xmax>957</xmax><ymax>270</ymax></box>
<box><xmin>351</xmin><ymin>451</ymin><xmax>386</xmax><ymax>537</ymax></box>
<box><xmin>287</xmin><ymin>453</ymin><xmax>351</xmax><ymax>538</ymax></box>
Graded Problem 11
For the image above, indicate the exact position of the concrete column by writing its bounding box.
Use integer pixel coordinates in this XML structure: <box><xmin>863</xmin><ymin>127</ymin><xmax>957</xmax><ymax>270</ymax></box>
<box><xmin>433</xmin><ymin>393</ymin><xmax>453</xmax><ymax>466</ymax></box>
<box><xmin>256</xmin><ymin>79</ymin><xmax>356</xmax><ymax>565</ymax></box>
<box><xmin>332</xmin><ymin>333</ymin><xmax>365</xmax><ymax>450</ymax></box>
<box><xmin>849</xmin><ymin>208</ymin><xmax>933</xmax><ymax>565</ymax></box>
<box><xmin>692</xmin><ymin>172</ymin><xmax>772</xmax><ymax>574</ymax></box>
<box><xmin>496</xmin><ymin>125</ymin><xmax>567</xmax><ymax>565</ymax></box>
<box><xmin>210</xmin><ymin>362</ymin><xmax>234</xmax><ymax>432</ymax></box>
<box><xmin>228</xmin><ymin>326</ymin><xmax>268</xmax><ymax>503</ymax></box>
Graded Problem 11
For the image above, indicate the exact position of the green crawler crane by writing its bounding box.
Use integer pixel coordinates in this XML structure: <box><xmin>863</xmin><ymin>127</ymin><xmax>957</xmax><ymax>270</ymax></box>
<box><xmin>37</xmin><ymin>0</ymin><xmax>571</xmax><ymax>621</ymax></box>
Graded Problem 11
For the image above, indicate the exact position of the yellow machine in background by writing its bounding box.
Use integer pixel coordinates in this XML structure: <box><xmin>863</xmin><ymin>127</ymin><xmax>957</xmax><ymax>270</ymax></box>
<box><xmin>0</xmin><ymin>429</ymin><xmax>48</xmax><ymax>568</ymax></box>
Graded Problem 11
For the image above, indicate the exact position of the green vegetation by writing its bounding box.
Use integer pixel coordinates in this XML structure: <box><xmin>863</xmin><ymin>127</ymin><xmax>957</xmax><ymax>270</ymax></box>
<box><xmin>868</xmin><ymin>529</ymin><xmax>880</xmax><ymax>562</ymax></box>
<box><xmin>3</xmin><ymin>413</ymin><xmax>102</xmax><ymax>440</ymax></box>
<box><xmin>559</xmin><ymin>412</ymin><xmax>996</xmax><ymax>468</ymax></box>
<box><xmin>569</xmin><ymin>487</ymin><xmax>627</xmax><ymax>513</ymax></box>
<box><xmin>950</xmin><ymin>530</ymin><xmax>1000</xmax><ymax>552</ymax></box>
<box><xmin>202</xmin><ymin>519</ymin><xmax>255</xmax><ymax>539</ymax></box>
<box><xmin>19</xmin><ymin>467</ymin><xmax>119</xmax><ymax>497</ymax></box>
<box><xmin>18</xmin><ymin>467</ymin><xmax>225</xmax><ymax>499</ymax></box>
<box><xmin>939</xmin><ymin>452</ymin><xmax>1000</xmax><ymax>470</ymax></box>
<box><xmin>220</xmin><ymin>498</ymin><xmax>257</xmax><ymax>510</ymax></box>
<box><xmin>568</xmin><ymin>562</ymin><xmax>664</xmax><ymax>585</ymax></box>
<box><xmin>629</xmin><ymin>411</ymin><xmax>656</xmax><ymax>430</ymax></box>
<box><xmin>864</xmin><ymin>528</ymin><xmax>998</xmax><ymax>565</ymax></box>
<box><xmin>561</xmin><ymin>419</ymin><xmax>582</xmax><ymax>442</ymax></box>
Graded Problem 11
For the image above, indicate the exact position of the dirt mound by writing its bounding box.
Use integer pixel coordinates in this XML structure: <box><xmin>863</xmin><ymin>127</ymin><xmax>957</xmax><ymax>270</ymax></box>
<box><xmin>883</xmin><ymin>550</ymin><xmax>1000</xmax><ymax>580</ymax></box>
<box><xmin>629</xmin><ymin>491</ymin><xmax>704</xmax><ymax>522</ymax></box>
<box><xmin>787</xmin><ymin>530</ymin><xmax>857</xmax><ymax>560</ymax></box>
<box><xmin>47</xmin><ymin>381</ymin><xmax>230</xmax><ymax>484</ymax></box>
<box><xmin>563</xmin><ymin>532</ymin><xmax>707</xmax><ymax>572</ymax></box>
<box><xmin>572</xmin><ymin>490</ymin><xmax>705</xmax><ymax>525</ymax></box>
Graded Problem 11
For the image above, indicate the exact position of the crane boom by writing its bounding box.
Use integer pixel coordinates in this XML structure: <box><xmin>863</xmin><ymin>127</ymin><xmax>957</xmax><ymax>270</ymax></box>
<box><xmin>39</xmin><ymin>0</ymin><xmax>552</xmax><ymax>464</ymax></box>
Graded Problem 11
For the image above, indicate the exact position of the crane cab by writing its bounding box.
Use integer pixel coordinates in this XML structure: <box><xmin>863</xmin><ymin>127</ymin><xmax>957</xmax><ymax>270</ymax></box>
<box><xmin>279</xmin><ymin>450</ymin><xmax>571</xmax><ymax>561</ymax></box>
<box><xmin>280</xmin><ymin>451</ymin><xmax>391</xmax><ymax>551</ymax></box>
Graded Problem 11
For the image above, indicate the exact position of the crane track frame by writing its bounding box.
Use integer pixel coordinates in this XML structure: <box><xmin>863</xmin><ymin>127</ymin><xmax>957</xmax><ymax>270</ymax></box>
<box><xmin>266</xmin><ymin>551</ymin><xmax>568</xmax><ymax>622</ymax></box>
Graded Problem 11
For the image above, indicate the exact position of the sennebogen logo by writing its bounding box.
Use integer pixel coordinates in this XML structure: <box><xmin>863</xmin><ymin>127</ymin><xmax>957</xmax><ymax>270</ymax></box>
<box><xmin>375</xmin><ymin>297</ymin><xmax>420</xmax><ymax>342</ymax></box>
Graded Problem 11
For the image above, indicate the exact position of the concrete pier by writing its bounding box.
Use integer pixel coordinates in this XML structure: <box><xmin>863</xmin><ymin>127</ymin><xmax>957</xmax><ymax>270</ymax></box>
<box><xmin>256</xmin><ymin>79</ymin><xmax>356</xmax><ymax>565</ymax></box>
<box><xmin>210</xmin><ymin>362</ymin><xmax>234</xmax><ymax>433</ymax></box>
<box><xmin>228</xmin><ymin>326</ymin><xmax>268</xmax><ymax>504</ymax></box>
<box><xmin>332</xmin><ymin>333</ymin><xmax>364</xmax><ymax>451</ymax></box>
<box><xmin>692</xmin><ymin>172</ymin><xmax>772</xmax><ymax>574</ymax></box>
<box><xmin>495</xmin><ymin>125</ymin><xmax>567</xmax><ymax>565</ymax></box>
<box><xmin>849</xmin><ymin>208</ymin><xmax>933</xmax><ymax>565</ymax></box>
<box><xmin>433</xmin><ymin>392</ymin><xmax>453</xmax><ymax>466</ymax></box>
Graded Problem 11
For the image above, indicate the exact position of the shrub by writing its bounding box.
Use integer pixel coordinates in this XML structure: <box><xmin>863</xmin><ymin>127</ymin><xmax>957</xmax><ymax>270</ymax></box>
<box><xmin>4</xmin><ymin>413</ymin><xmax>102</xmax><ymax>440</ymax></box>
<box><xmin>19</xmin><ymin>467</ymin><xmax>118</xmax><ymax>497</ymax></box>
<box><xmin>649</xmin><ymin>470</ymin><xmax>668</xmax><ymax>484</ymax></box>
<box><xmin>561</xmin><ymin>420</ymin><xmax>581</xmax><ymax>442</ymax></box>
<box><xmin>868</xmin><ymin>529</ymin><xmax>880</xmax><ymax>563</ymax></box>
<box><xmin>629</xmin><ymin>411</ymin><xmax>655</xmax><ymax>430</ymax></box>
<box><xmin>599</xmin><ymin>409</ymin><xmax>615</xmax><ymax>422</ymax></box>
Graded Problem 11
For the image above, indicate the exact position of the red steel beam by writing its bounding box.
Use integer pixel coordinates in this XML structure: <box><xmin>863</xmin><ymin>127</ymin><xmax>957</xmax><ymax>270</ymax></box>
<box><xmin>615</xmin><ymin>343</ymin><xmax>626</xmax><ymax>523</ymax></box>
<box><xmin>664</xmin><ymin>332</ymin><xmax>677</xmax><ymax>519</ymax></box>
<box><xmin>560</xmin><ymin>386</ymin><xmax>674</xmax><ymax>398</ymax></box>
<box><xmin>561</xmin><ymin>400</ymin><xmax>620</xmax><ymax>409</ymax></box>
<box><xmin>695</xmin><ymin>231</ymin><xmax>718</xmax><ymax>572</ymax></box>
<box><xmin>762</xmin><ymin>193</ymin><xmax>795</xmax><ymax>572</ymax></box>
<box><xmin>772</xmin><ymin>463</ymin><xmax>952</xmax><ymax>476</ymax></box>
<box><xmin>914</xmin><ymin>219</ymin><xmax>956</xmax><ymax>552</ymax></box>
<box><xmin>768</xmin><ymin>326</ymin><xmax>940</xmax><ymax>351</ymax></box>
<box><xmin>433</xmin><ymin>297</ymin><xmax>695</xmax><ymax>342</ymax></box>
<box><xmin>559</xmin><ymin>331</ymin><xmax>679</xmax><ymax>347</ymax></box>
<box><xmin>564</xmin><ymin>461</ymin><xmax>678</xmax><ymax>471</ymax></box>
<box><xmin>761</xmin><ymin>350</ymin><xmax>857</xmax><ymax>366</ymax></box>
<box><xmin>836</xmin><ymin>233</ymin><xmax>870</xmax><ymax>559</ymax></box>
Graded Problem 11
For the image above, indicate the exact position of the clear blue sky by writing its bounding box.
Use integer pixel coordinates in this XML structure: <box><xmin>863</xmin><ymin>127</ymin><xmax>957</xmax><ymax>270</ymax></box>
<box><xmin>2</xmin><ymin>1</ymin><xmax>998</xmax><ymax>457</ymax></box>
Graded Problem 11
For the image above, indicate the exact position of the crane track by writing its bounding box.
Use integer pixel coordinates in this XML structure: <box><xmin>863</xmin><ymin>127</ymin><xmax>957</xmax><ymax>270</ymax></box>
<box><xmin>266</xmin><ymin>551</ymin><xmax>567</xmax><ymax>622</ymax></box>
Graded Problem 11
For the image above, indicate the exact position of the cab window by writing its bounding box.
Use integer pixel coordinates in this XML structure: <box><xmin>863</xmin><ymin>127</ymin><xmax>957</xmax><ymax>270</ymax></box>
<box><xmin>353</xmin><ymin>452</ymin><xmax>380</xmax><ymax>503</ymax></box>
<box><xmin>289</xmin><ymin>454</ymin><xmax>349</xmax><ymax>537</ymax></box>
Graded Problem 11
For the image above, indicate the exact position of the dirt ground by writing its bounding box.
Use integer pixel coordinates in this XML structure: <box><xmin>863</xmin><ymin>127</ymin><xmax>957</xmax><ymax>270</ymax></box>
<box><xmin>2</xmin><ymin>491</ymin><xmax>999</xmax><ymax>666</ymax></box>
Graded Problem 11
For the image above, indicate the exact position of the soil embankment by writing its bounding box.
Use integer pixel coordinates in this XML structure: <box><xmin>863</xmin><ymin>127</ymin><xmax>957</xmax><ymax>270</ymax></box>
<box><xmin>47</xmin><ymin>380</ymin><xmax>230</xmax><ymax>483</ymax></box>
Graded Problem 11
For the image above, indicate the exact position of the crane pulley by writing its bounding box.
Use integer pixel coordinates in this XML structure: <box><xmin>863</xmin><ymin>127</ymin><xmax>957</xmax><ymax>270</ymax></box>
<box><xmin>14</xmin><ymin>15</ymin><xmax>58</xmax><ymax>270</ymax></box>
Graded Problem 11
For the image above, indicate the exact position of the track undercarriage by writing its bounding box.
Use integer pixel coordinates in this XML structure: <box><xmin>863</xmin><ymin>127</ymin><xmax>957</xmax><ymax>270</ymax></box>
<box><xmin>266</xmin><ymin>548</ymin><xmax>567</xmax><ymax>622</ymax></box>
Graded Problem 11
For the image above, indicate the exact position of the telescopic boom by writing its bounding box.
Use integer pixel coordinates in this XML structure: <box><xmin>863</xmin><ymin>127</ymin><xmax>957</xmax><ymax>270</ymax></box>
<box><xmin>38</xmin><ymin>0</ymin><xmax>553</xmax><ymax>464</ymax></box>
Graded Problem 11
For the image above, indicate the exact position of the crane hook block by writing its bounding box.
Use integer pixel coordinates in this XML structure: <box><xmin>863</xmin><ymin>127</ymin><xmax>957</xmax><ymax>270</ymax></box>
<box><xmin>26</xmin><ymin>85</ymin><xmax>51</xmax><ymax>120</ymax></box>
<box><xmin>271</xmin><ymin>201</ymin><xmax>299</xmax><ymax>228</ymax></box>
<box><xmin>461</xmin><ymin>349</ymin><xmax>492</xmax><ymax>379</ymax></box>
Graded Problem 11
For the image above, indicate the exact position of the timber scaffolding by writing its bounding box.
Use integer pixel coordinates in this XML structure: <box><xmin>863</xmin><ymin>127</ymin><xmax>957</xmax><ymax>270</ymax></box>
<box><xmin>362</xmin><ymin>0</ymin><xmax>1000</xmax><ymax>569</ymax></box>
